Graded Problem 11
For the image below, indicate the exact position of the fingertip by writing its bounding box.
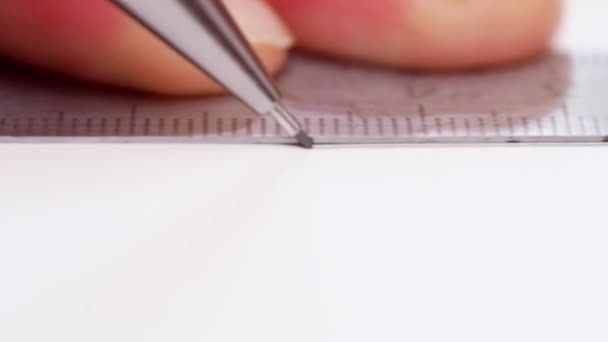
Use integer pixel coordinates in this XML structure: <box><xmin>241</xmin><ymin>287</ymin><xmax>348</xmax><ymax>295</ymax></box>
<box><xmin>0</xmin><ymin>0</ymin><xmax>123</xmax><ymax>73</ymax></box>
<box><xmin>114</xmin><ymin>0</ymin><xmax>292</xmax><ymax>95</ymax></box>
<box><xmin>112</xmin><ymin>43</ymin><xmax>289</xmax><ymax>96</ymax></box>
<box><xmin>403</xmin><ymin>0</ymin><xmax>563</xmax><ymax>69</ymax></box>
<box><xmin>268</xmin><ymin>0</ymin><xmax>562</xmax><ymax>70</ymax></box>
<box><xmin>0</xmin><ymin>0</ymin><xmax>292</xmax><ymax>96</ymax></box>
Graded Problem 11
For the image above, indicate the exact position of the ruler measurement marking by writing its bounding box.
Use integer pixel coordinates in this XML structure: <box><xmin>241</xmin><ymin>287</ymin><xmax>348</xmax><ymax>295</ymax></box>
<box><xmin>202</xmin><ymin>112</ymin><xmax>209</xmax><ymax>135</ymax></box>
<box><xmin>593</xmin><ymin>116</ymin><xmax>602</xmax><ymax>135</ymax></box>
<box><xmin>114</xmin><ymin>118</ymin><xmax>122</xmax><ymax>136</ymax></box>
<box><xmin>17</xmin><ymin>117</ymin><xmax>27</xmax><ymax>136</ymax></box>
<box><xmin>464</xmin><ymin>118</ymin><xmax>472</xmax><ymax>137</ymax></box>
<box><xmin>171</xmin><ymin>118</ymin><xmax>177</xmax><ymax>136</ymax></box>
<box><xmin>550</xmin><ymin>117</ymin><xmax>558</xmax><ymax>135</ymax></box>
<box><xmin>0</xmin><ymin>117</ymin><xmax>7</xmax><ymax>136</ymax></box>
<box><xmin>232</xmin><ymin>118</ymin><xmax>239</xmax><ymax>137</ymax></box>
<box><xmin>57</xmin><ymin>112</ymin><xmax>65</xmax><ymax>136</ymax></box>
<box><xmin>418</xmin><ymin>104</ymin><xmax>428</xmax><ymax>136</ymax></box>
<box><xmin>71</xmin><ymin>118</ymin><xmax>78</xmax><ymax>133</ymax></box>
<box><xmin>302</xmin><ymin>118</ymin><xmax>309</xmax><ymax>136</ymax></box>
<box><xmin>522</xmin><ymin>117</ymin><xmax>530</xmax><ymax>136</ymax></box>
<box><xmin>42</xmin><ymin>117</ymin><xmax>50</xmax><ymax>136</ymax></box>
<box><xmin>562</xmin><ymin>103</ymin><xmax>573</xmax><ymax>135</ymax></box>
<box><xmin>334</xmin><ymin>118</ymin><xmax>341</xmax><ymax>136</ymax></box>
<box><xmin>391</xmin><ymin>117</ymin><xmax>399</xmax><ymax>137</ymax></box>
<box><xmin>26</xmin><ymin>117</ymin><xmax>33</xmax><ymax>135</ymax></box>
<box><xmin>101</xmin><ymin>117</ymin><xmax>108</xmax><ymax>136</ymax></box>
<box><xmin>24</xmin><ymin>117</ymin><xmax>33</xmax><ymax>136</ymax></box>
<box><xmin>88</xmin><ymin>118</ymin><xmax>95</xmax><ymax>136</ymax></box>
<box><xmin>449</xmin><ymin>118</ymin><xmax>457</xmax><ymax>136</ymax></box>
<box><xmin>579</xmin><ymin>116</ymin><xmax>587</xmax><ymax>135</ymax></box>
<box><xmin>129</xmin><ymin>105</ymin><xmax>137</xmax><ymax>136</ymax></box>
<box><xmin>507</xmin><ymin>117</ymin><xmax>515</xmax><ymax>136</ymax></box>
<box><xmin>363</xmin><ymin>117</ymin><xmax>370</xmax><ymax>137</ymax></box>
<box><xmin>405</xmin><ymin>117</ymin><xmax>413</xmax><ymax>136</ymax></box>
<box><xmin>479</xmin><ymin>117</ymin><xmax>487</xmax><ymax>137</ymax></box>
<box><xmin>245</xmin><ymin>118</ymin><xmax>253</xmax><ymax>136</ymax></box>
<box><xmin>160</xmin><ymin>118</ymin><xmax>167</xmax><ymax>135</ymax></box>
<box><xmin>377</xmin><ymin>117</ymin><xmax>384</xmax><ymax>137</ymax></box>
<box><xmin>159</xmin><ymin>118</ymin><xmax>166</xmax><ymax>135</ymax></box>
<box><xmin>27</xmin><ymin>117</ymin><xmax>34</xmax><ymax>135</ymax></box>
<box><xmin>173</xmin><ymin>118</ymin><xmax>180</xmax><ymax>135</ymax></box>
<box><xmin>10</xmin><ymin>117</ymin><xmax>19</xmax><ymax>136</ymax></box>
<box><xmin>434</xmin><ymin>118</ymin><xmax>442</xmax><ymax>136</ymax></box>
<box><xmin>536</xmin><ymin>118</ymin><xmax>544</xmax><ymax>136</ymax></box>
<box><xmin>347</xmin><ymin>111</ymin><xmax>355</xmax><ymax>137</ymax></box>
<box><xmin>188</xmin><ymin>118</ymin><xmax>194</xmax><ymax>136</ymax></box>
<box><xmin>143</xmin><ymin>118</ymin><xmax>151</xmax><ymax>136</ymax></box>
<box><xmin>492</xmin><ymin>111</ymin><xmax>501</xmax><ymax>136</ymax></box>
<box><xmin>13</xmin><ymin>117</ymin><xmax>21</xmax><ymax>136</ymax></box>
<box><xmin>319</xmin><ymin>118</ymin><xmax>326</xmax><ymax>136</ymax></box>
<box><xmin>217</xmin><ymin>117</ymin><xmax>224</xmax><ymax>136</ymax></box>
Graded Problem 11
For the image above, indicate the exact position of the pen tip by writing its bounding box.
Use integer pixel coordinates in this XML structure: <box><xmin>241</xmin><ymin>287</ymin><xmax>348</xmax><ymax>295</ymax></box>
<box><xmin>295</xmin><ymin>131</ymin><xmax>314</xmax><ymax>149</ymax></box>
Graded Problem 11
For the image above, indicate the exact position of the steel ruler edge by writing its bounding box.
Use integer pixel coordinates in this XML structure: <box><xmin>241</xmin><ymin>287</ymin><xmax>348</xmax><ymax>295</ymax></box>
<box><xmin>1</xmin><ymin>51</ymin><xmax>607</xmax><ymax>146</ymax></box>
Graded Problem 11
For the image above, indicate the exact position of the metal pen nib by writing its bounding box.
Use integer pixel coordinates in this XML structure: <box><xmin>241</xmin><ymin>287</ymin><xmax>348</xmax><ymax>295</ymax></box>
<box><xmin>267</xmin><ymin>103</ymin><xmax>314</xmax><ymax>148</ymax></box>
<box><xmin>111</xmin><ymin>0</ymin><xmax>313</xmax><ymax>148</ymax></box>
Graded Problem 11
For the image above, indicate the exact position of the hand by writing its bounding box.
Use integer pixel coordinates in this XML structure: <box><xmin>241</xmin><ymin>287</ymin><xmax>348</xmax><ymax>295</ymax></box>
<box><xmin>0</xmin><ymin>0</ymin><xmax>561</xmax><ymax>95</ymax></box>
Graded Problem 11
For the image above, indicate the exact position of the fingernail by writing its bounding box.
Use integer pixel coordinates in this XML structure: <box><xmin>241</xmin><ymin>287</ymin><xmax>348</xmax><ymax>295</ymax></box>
<box><xmin>225</xmin><ymin>0</ymin><xmax>294</xmax><ymax>49</ymax></box>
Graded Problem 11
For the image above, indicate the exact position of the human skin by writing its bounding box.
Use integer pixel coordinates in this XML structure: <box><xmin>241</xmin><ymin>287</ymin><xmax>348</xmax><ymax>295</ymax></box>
<box><xmin>267</xmin><ymin>0</ymin><xmax>562</xmax><ymax>69</ymax></box>
<box><xmin>0</xmin><ymin>0</ymin><xmax>561</xmax><ymax>95</ymax></box>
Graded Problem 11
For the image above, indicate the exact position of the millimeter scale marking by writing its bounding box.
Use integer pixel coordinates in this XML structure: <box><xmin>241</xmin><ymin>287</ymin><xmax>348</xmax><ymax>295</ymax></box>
<box><xmin>1</xmin><ymin>52</ymin><xmax>608</xmax><ymax>145</ymax></box>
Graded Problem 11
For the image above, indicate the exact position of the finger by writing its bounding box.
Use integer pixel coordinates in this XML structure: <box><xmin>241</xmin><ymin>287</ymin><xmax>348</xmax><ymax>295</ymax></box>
<box><xmin>0</xmin><ymin>0</ymin><xmax>293</xmax><ymax>95</ymax></box>
<box><xmin>266</xmin><ymin>0</ymin><xmax>562</xmax><ymax>69</ymax></box>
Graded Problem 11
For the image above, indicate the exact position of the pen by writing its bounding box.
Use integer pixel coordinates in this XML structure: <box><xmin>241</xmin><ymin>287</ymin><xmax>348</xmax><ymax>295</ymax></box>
<box><xmin>110</xmin><ymin>0</ymin><xmax>314</xmax><ymax>148</ymax></box>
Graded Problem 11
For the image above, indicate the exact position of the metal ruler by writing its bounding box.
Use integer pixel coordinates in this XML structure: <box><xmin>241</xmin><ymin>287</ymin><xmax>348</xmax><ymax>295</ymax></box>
<box><xmin>1</xmin><ymin>52</ymin><xmax>607</xmax><ymax>145</ymax></box>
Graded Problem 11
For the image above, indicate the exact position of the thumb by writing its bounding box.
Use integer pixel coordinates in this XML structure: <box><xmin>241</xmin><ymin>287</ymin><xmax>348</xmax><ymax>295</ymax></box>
<box><xmin>0</xmin><ymin>0</ymin><xmax>293</xmax><ymax>95</ymax></box>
